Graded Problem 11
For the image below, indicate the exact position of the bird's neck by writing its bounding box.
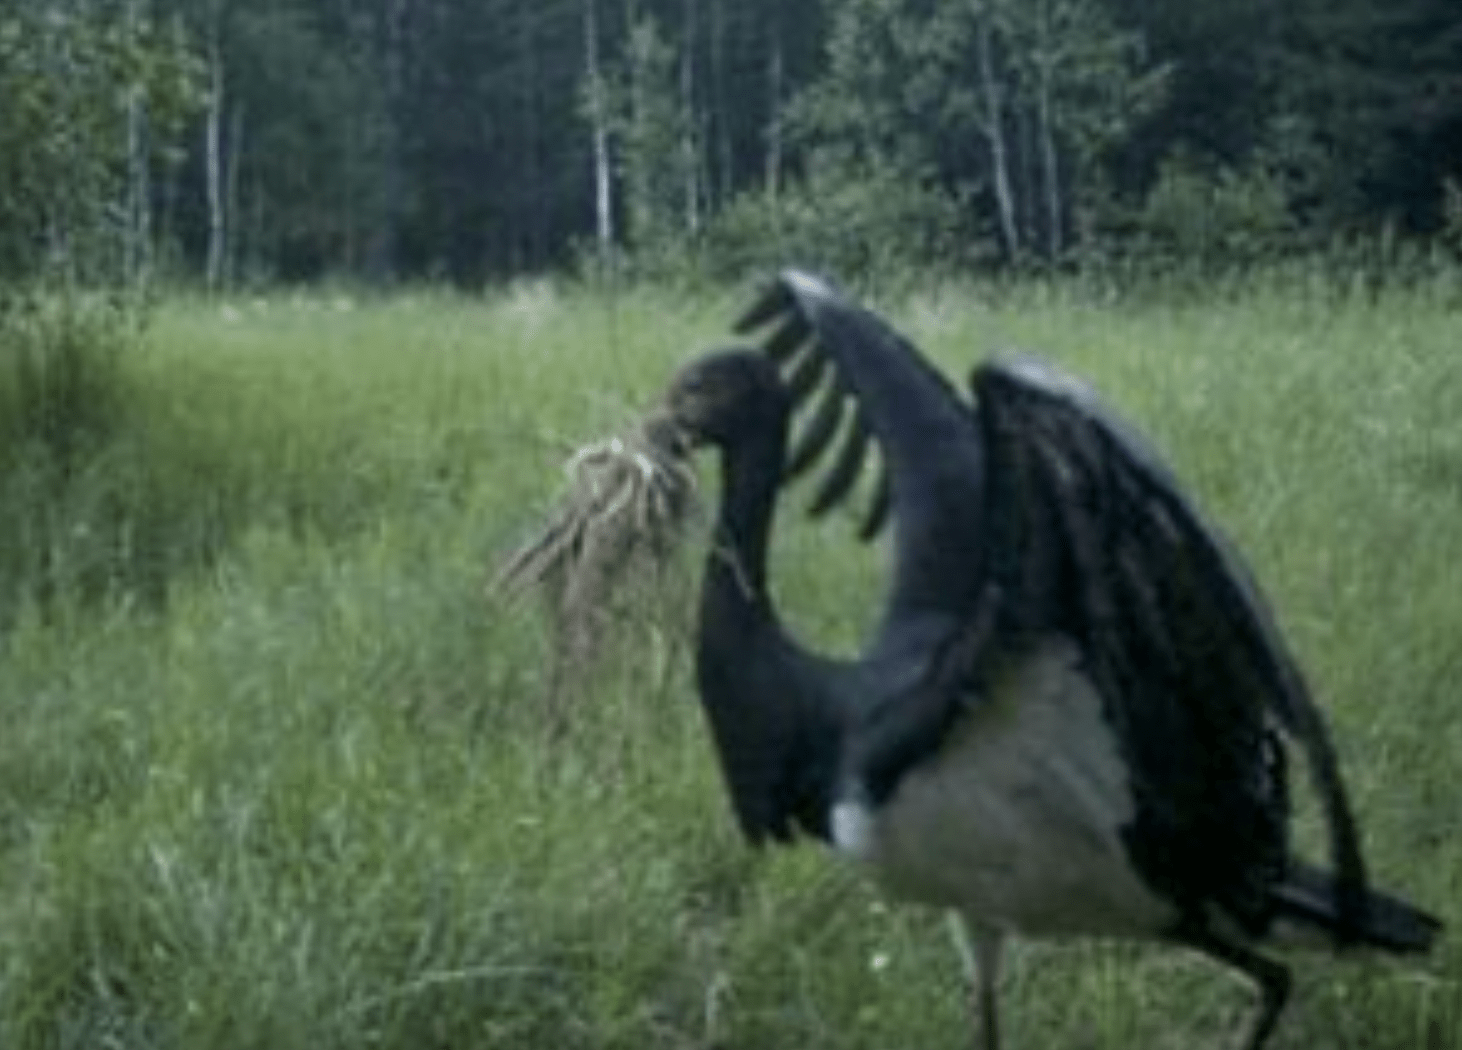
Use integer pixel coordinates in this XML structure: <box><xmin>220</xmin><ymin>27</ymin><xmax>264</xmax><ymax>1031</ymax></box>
<box><xmin>698</xmin><ymin>409</ymin><xmax>842</xmax><ymax>843</ymax></box>
<box><xmin>703</xmin><ymin>415</ymin><xmax>787</xmax><ymax>632</ymax></box>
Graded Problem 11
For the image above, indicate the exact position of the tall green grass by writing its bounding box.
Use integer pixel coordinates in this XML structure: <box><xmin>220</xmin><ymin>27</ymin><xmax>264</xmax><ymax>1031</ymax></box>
<box><xmin>1</xmin><ymin>274</ymin><xmax>1458</xmax><ymax>1048</ymax></box>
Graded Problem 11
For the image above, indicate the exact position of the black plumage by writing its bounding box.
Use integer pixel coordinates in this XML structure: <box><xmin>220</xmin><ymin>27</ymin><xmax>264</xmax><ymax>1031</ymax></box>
<box><xmin>662</xmin><ymin>270</ymin><xmax>1439</xmax><ymax>1050</ymax></box>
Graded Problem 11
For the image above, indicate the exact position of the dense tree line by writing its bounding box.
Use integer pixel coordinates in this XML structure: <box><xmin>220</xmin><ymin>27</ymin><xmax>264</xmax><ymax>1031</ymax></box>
<box><xmin>2</xmin><ymin>0</ymin><xmax>1459</xmax><ymax>286</ymax></box>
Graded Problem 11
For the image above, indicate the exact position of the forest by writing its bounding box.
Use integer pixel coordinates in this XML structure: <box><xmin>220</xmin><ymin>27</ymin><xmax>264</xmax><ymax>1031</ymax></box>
<box><xmin>2</xmin><ymin>0</ymin><xmax>1461</xmax><ymax>288</ymax></box>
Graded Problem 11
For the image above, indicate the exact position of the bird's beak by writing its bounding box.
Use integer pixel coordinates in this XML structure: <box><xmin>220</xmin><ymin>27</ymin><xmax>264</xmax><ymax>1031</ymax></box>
<box><xmin>661</xmin><ymin>392</ymin><xmax>710</xmax><ymax>450</ymax></box>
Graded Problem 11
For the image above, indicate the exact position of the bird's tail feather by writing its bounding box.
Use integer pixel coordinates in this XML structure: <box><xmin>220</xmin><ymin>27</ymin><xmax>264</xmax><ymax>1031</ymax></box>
<box><xmin>1272</xmin><ymin>860</ymin><xmax>1441</xmax><ymax>954</ymax></box>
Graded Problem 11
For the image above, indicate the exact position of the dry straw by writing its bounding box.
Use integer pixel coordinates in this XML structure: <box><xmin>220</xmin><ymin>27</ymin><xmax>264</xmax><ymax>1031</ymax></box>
<box><xmin>492</xmin><ymin>411</ymin><xmax>702</xmax><ymax>726</ymax></box>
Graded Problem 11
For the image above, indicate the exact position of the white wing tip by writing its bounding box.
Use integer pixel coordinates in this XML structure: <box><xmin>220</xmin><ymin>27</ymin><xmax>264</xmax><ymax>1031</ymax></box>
<box><xmin>780</xmin><ymin>267</ymin><xmax>838</xmax><ymax>301</ymax></box>
<box><xmin>986</xmin><ymin>351</ymin><xmax>1098</xmax><ymax>405</ymax></box>
<box><xmin>831</xmin><ymin>798</ymin><xmax>878</xmax><ymax>861</ymax></box>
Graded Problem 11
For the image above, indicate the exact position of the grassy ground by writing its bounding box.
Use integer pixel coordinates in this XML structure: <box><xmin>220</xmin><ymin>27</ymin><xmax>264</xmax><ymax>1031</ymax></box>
<box><xmin>1</xmin><ymin>274</ymin><xmax>1459</xmax><ymax>1049</ymax></box>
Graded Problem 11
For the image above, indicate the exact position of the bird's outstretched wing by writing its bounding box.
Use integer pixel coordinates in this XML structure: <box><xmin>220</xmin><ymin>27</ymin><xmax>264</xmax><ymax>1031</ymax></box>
<box><xmin>735</xmin><ymin>270</ymin><xmax>988</xmax><ymax>625</ymax></box>
<box><xmin>969</xmin><ymin>352</ymin><xmax>1367</xmax><ymax>939</ymax></box>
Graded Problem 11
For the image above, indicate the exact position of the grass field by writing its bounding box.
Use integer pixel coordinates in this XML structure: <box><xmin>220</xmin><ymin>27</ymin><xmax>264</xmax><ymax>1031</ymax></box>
<box><xmin>1</xmin><ymin>274</ymin><xmax>1459</xmax><ymax>1049</ymax></box>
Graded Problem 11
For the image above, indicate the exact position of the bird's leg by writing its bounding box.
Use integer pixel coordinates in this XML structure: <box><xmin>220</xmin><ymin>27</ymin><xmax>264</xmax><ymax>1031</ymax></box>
<box><xmin>975</xmin><ymin>933</ymin><xmax>1003</xmax><ymax>1050</ymax></box>
<box><xmin>947</xmin><ymin>913</ymin><xmax>1004</xmax><ymax>1050</ymax></box>
<box><xmin>1182</xmin><ymin>926</ymin><xmax>1292</xmax><ymax>1050</ymax></box>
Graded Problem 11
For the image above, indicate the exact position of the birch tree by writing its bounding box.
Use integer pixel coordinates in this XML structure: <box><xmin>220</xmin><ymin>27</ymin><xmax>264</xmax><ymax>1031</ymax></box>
<box><xmin>123</xmin><ymin>0</ymin><xmax>152</xmax><ymax>288</ymax></box>
<box><xmin>202</xmin><ymin>16</ymin><xmax>227</xmax><ymax>290</ymax></box>
<box><xmin>582</xmin><ymin>0</ymin><xmax>616</xmax><ymax>255</ymax></box>
<box><xmin>972</xmin><ymin>8</ymin><xmax>1020</xmax><ymax>262</ymax></box>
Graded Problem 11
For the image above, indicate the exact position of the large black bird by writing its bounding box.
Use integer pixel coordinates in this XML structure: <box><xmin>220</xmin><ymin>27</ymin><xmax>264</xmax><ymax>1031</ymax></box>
<box><xmin>660</xmin><ymin>269</ymin><xmax>1439</xmax><ymax>1050</ymax></box>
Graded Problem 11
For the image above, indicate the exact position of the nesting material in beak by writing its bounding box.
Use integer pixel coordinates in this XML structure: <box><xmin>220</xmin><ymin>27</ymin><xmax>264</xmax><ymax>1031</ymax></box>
<box><xmin>493</xmin><ymin>411</ymin><xmax>700</xmax><ymax>601</ymax></box>
<box><xmin>491</xmin><ymin>408</ymin><xmax>703</xmax><ymax>713</ymax></box>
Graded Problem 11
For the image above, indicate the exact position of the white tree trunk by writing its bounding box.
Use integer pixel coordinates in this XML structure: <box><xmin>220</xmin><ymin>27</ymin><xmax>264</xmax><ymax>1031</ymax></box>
<box><xmin>371</xmin><ymin>0</ymin><xmax>409</xmax><ymax>279</ymax></box>
<box><xmin>709</xmin><ymin>0</ymin><xmax>730</xmax><ymax>206</ymax></box>
<box><xmin>123</xmin><ymin>0</ymin><xmax>150</xmax><ymax>289</ymax></box>
<box><xmin>224</xmin><ymin>101</ymin><xmax>243</xmax><ymax>287</ymax></box>
<box><xmin>584</xmin><ymin>0</ymin><xmax>615</xmax><ymax>254</ymax></box>
<box><xmin>765</xmin><ymin>14</ymin><xmax>784</xmax><ymax>197</ymax></box>
<box><xmin>1036</xmin><ymin>62</ymin><xmax>1062</xmax><ymax>260</ymax></box>
<box><xmin>1033</xmin><ymin>0</ymin><xmax>1063</xmax><ymax>261</ymax></box>
<box><xmin>204</xmin><ymin>33</ymin><xmax>226</xmax><ymax>292</ymax></box>
<box><xmin>976</xmin><ymin>17</ymin><xmax>1021</xmax><ymax>264</ymax></box>
<box><xmin>125</xmin><ymin>89</ymin><xmax>150</xmax><ymax>288</ymax></box>
<box><xmin>680</xmin><ymin>0</ymin><xmax>700</xmax><ymax>233</ymax></box>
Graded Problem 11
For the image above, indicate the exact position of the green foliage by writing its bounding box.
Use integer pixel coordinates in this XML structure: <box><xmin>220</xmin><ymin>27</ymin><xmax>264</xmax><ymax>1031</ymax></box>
<box><xmin>2</xmin><ymin>0</ymin><xmax>1448</xmax><ymax>283</ymax></box>
<box><xmin>0</xmin><ymin>292</ymin><xmax>129</xmax><ymax>469</ymax></box>
<box><xmin>603</xmin><ymin>155</ymin><xmax>981</xmax><ymax>290</ymax></box>
<box><xmin>215</xmin><ymin>0</ymin><xmax>407</xmax><ymax>281</ymax></box>
<box><xmin>1443</xmin><ymin>179</ymin><xmax>1462</xmax><ymax>261</ymax></box>
<box><xmin>0</xmin><ymin>281</ymin><xmax>1459</xmax><ymax>1049</ymax></box>
<box><xmin>1267</xmin><ymin>0</ymin><xmax>1462</xmax><ymax>234</ymax></box>
<box><xmin>613</xmin><ymin>15</ymin><xmax>695</xmax><ymax>251</ymax></box>
<box><xmin>1112</xmin><ymin>155</ymin><xmax>1299</xmax><ymax>277</ymax></box>
<box><xmin>0</xmin><ymin>291</ymin><xmax>138</xmax><ymax>615</ymax></box>
<box><xmin>0</xmin><ymin>4</ymin><xmax>202</xmax><ymax>283</ymax></box>
<box><xmin>786</xmin><ymin>0</ymin><xmax>1169</xmax><ymax>264</ymax></box>
<box><xmin>699</xmin><ymin>158</ymin><xmax>984</xmax><ymax>284</ymax></box>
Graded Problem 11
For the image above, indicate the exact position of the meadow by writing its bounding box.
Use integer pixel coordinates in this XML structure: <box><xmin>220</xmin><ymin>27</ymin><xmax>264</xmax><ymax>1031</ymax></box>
<box><xmin>1</xmin><ymin>273</ymin><xmax>1459</xmax><ymax>1049</ymax></box>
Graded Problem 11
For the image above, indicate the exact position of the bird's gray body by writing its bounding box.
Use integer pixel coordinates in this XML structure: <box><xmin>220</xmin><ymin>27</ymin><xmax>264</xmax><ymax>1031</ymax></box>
<box><xmin>833</xmin><ymin>636</ymin><xmax>1178</xmax><ymax>940</ymax></box>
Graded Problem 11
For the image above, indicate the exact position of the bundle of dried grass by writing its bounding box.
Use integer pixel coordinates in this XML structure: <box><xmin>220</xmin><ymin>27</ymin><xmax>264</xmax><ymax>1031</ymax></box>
<box><xmin>492</xmin><ymin>411</ymin><xmax>702</xmax><ymax>724</ymax></box>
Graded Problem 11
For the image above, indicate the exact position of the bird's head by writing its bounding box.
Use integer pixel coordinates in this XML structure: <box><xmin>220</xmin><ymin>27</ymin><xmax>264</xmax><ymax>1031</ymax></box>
<box><xmin>662</xmin><ymin>349</ymin><xmax>789</xmax><ymax>450</ymax></box>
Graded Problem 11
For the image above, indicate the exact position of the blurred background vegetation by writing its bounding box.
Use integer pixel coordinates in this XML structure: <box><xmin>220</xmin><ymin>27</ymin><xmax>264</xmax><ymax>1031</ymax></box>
<box><xmin>0</xmin><ymin>0</ymin><xmax>1459</xmax><ymax>290</ymax></box>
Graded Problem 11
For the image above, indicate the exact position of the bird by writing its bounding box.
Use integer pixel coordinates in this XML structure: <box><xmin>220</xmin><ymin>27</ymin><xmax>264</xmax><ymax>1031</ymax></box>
<box><xmin>658</xmin><ymin>269</ymin><xmax>1440</xmax><ymax>1050</ymax></box>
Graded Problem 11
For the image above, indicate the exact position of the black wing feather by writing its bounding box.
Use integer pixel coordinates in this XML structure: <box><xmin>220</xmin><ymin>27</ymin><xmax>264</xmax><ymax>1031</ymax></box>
<box><xmin>784</xmin><ymin>344</ymin><xmax>829</xmax><ymax>403</ymax></box>
<box><xmin>764</xmin><ymin>314</ymin><xmax>813</xmax><ymax>363</ymax></box>
<box><xmin>858</xmin><ymin>461</ymin><xmax>893</xmax><ymax>541</ymax></box>
<box><xmin>972</xmin><ymin>352</ymin><xmax>1367</xmax><ymax>939</ymax></box>
<box><xmin>736</xmin><ymin>270</ymin><xmax>987</xmax><ymax>624</ymax></box>
<box><xmin>810</xmin><ymin>406</ymin><xmax>873</xmax><ymax>516</ymax></box>
<box><xmin>784</xmin><ymin>371</ymin><xmax>847</xmax><ymax>481</ymax></box>
<box><xmin>736</xmin><ymin>274</ymin><xmax>797</xmax><ymax>335</ymax></box>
